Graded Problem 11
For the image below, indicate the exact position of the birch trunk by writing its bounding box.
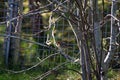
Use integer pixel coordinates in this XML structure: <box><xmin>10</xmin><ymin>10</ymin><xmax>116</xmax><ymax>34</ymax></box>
<box><xmin>102</xmin><ymin>1</ymin><xmax>118</xmax><ymax>80</ymax></box>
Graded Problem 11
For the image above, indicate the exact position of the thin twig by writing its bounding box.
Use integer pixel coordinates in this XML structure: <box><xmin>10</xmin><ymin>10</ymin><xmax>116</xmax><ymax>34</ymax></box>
<box><xmin>1</xmin><ymin>53</ymin><xmax>59</xmax><ymax>74</ymax></box>
<box><xmin>0</xmin><ymin>33</ymin><xmax>51</xmax><ymax>49</ymax></box>
<box><xmin>34</xmin><ymin>61</ymin><xmax>68</xmax><ymax>80</ymax></box>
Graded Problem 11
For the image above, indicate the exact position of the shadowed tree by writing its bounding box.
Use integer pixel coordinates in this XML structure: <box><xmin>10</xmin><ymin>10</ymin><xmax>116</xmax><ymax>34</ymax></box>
<box><xmin>4</xmin><ymin>0</ymin><xmax>23</xmax><ymax>68</ymax></box>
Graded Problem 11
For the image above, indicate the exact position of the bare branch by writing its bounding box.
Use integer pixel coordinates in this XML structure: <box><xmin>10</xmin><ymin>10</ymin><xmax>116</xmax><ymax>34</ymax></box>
<box><xmin>1</xmin><ymin>53</ymin><xmax>59</xmax><ymax>74</ymax></box>
<box><xmin>34</xmin><ymin>61</ymin><xmax>68</xmax><ymax>80</ymax></box>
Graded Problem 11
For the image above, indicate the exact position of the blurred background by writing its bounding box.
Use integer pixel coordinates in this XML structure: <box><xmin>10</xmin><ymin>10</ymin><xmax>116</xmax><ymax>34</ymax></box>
<box><xmin>0</xmin><ymin>0</ymin><xmax>119</xmax><ymax>80</ymax></box>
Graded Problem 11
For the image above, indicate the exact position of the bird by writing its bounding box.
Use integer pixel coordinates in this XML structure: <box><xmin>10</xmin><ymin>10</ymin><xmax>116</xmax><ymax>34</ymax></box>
<box><xmin>56</xmin><ymin>41</ymin><xmax>73</xmax><ymax>49</ymax></box>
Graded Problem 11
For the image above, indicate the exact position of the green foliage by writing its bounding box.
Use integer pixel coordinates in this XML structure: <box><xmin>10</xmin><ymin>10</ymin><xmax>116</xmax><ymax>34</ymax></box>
<box><xmin>107</xmin><ymin>69</ymin><xmax>118</xmax><ymax>79</ymax></box>
<box><xmin>0</xmin><ymin>25</ymin><xmax>5</xmax><ymax>32</ymax></box>
<box><xmin>0</xmin><ymin>62</ymin><xmax>81</xmax><ymax>80</ymax></box>
<box><xmin>56</xmin><ymin>70</ymin><xmax>81</xmax><ymax>80</ymax></box>
<box><xmin>0</xmin><ymin>73</ymin><xmax>31</xmax><ymax>80</ymax></box>
<box><xmin>0</xmin><ymin>0</ymin><xmax>120</xmax><ymax>80</ymax></box>
<box><xmin>0</xmin><ymin>25</ymin><xmax>5</xmax><ymax>66</ymax></box>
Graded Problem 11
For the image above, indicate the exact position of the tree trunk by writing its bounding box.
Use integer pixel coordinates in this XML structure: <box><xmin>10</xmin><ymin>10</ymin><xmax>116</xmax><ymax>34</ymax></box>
<box><xmin>4</xmin><ymin>0</ymin><xmax>23</xmax><ymax>68</ymax></box>
<box><xmin>102</xmin><ymin>1</ymin><xmax>118</xmax><ymax>80</ymax></box>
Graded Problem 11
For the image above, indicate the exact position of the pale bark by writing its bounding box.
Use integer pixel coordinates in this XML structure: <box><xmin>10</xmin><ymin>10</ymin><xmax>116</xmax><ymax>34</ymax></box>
<box><xmin>102</xmin><ymin>1</ymin><xmax>118</xmax><ymax>80</ymax></box>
